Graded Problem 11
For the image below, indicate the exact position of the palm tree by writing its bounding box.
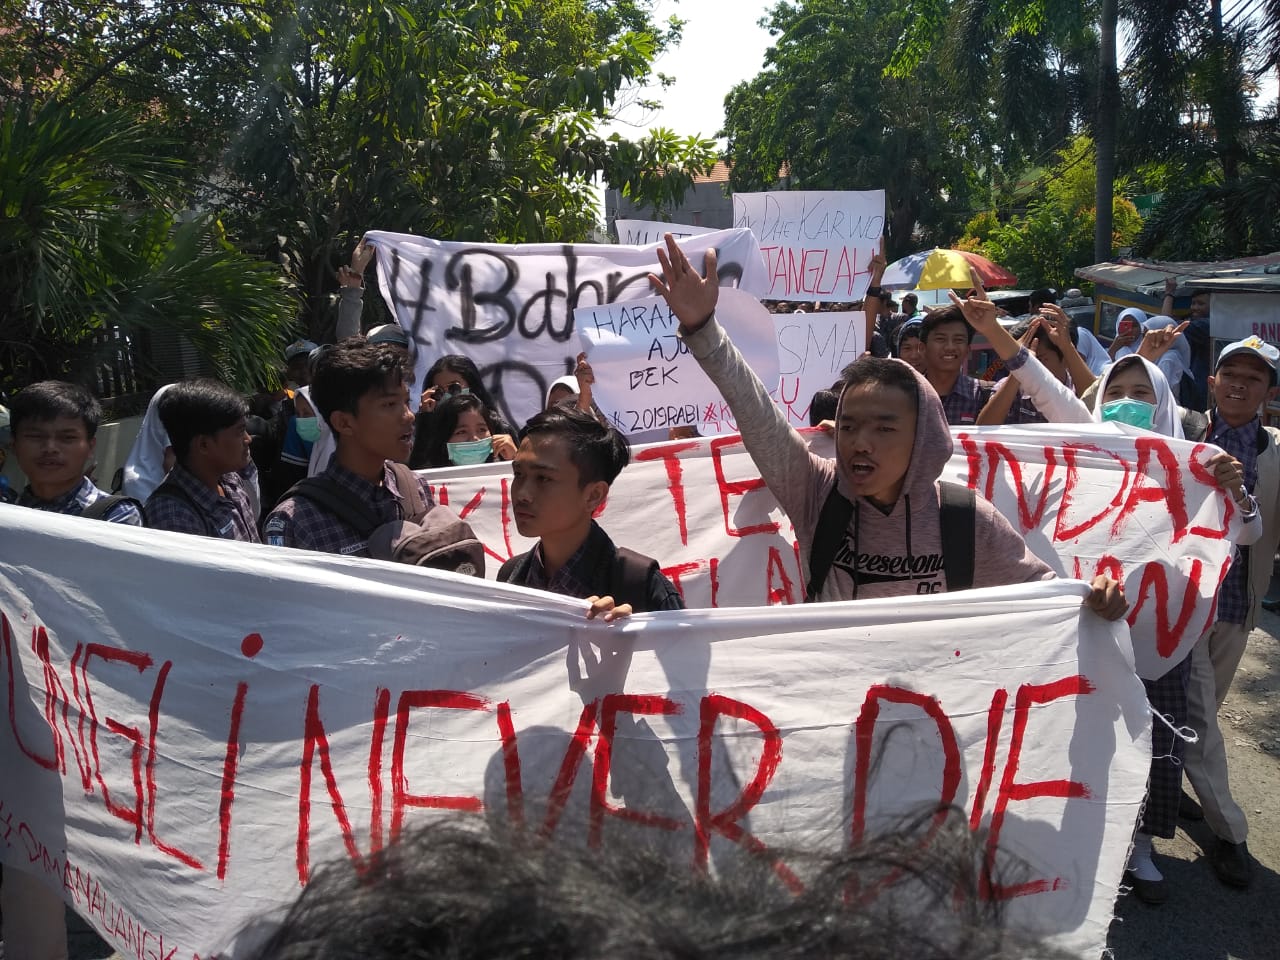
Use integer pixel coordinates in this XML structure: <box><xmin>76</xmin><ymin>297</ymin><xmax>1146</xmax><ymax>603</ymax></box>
<box><xmin>0</xmin><ymin>100</ymin><xmax>296</xmax><ymax>400</ymax></box>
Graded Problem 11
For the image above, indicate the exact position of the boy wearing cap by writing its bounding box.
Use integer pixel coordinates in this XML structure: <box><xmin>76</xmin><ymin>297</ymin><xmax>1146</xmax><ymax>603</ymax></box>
<box><xmin>264</xmin><ymin>338</ymin><xmax>437</xmax><ymax>557</ymax></box>
<box><xmin>1182</xmin><ymin>336</ymin><xmax>1280</xmax><ymax>889</ymax></box>
<box><xmin>9</xmin><ymin>381</ymin><xmax>142</xmax><ymax>525</ymax></box>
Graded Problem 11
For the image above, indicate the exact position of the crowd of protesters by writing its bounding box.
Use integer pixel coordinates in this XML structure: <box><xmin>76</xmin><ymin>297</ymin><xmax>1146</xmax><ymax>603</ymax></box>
<box><xmin>1</xmin><ymin>233</ymin><xmax>1273</xmax><ymax>957</ymax></box>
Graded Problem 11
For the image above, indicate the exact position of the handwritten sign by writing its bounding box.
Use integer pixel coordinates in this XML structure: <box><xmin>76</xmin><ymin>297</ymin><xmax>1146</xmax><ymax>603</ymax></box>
<box><xmin>614</xmin><ymin>218</ymin><xmax>715</xmax><ymax>245</ymax></box>
<box><xmin>424</xmin><ymin>423</ymin><xmax>1242</xmax><ymax>679</ymax></box>
<box><xmin>732</xmin><ymin>190</ymin><xmax>885</xmax><ymax>301</ymax></box>
<box><xmin>0</xmin><ymin>506</ymin><xmax>1150</xmax><ymax>958</ymax></box>
<box><xmin>774</xmin><ymin>311</ymin><xmax>866</xmax><ymax>423</ymax></box>
<box><xmin>577</xmin><ymin>290</ymin><xmax>781</xmax><ymax>435</ymax></box>
<box><xmin>366</xmin><ymin>229</ymin><xmax>769</xmax><ymax>426</ymax></box>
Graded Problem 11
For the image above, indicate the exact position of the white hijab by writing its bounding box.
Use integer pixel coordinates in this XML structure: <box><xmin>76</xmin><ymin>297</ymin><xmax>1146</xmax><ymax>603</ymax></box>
<box><xmin>121</xmin><ymin>383</ymin><xmax>175</xmax><ymax>500</ymax></box>
<box><xmin>1094</xmin><ymin>355</ymin><xmax>1185</xmax><ymax>439</ymax></box>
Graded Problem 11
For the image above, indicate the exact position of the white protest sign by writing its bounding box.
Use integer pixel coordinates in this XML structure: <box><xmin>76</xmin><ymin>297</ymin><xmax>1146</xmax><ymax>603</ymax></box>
<box><xmin>614</xmin><ymin>218</ymin><xmax>715</xmax><ymax>245</ymax></box>
<box><xmin>732</xmin><ymin>190</ymin><xmax>885</xmax><ymax>302</ymax></box>
<box><xmin>577</xmin><ymin>289</ymin><xmax>781</xmax><ymax>435</ymax></box>
<box><xmin>365</xmin><ymin>229</ymin><xmax>768</xmax><ymax>426</ymax></box>
<box><xmin>423</xmin><ymin>423</ymin><xmax>1243</xmax><ymax>679</ymax></box>
<box><xmin>0</xmin><ymin>507</ymin><xmax>1149</xmax><ymax>959</ymax></box>
<box><xmin>774</xmin><ymin>310</ymin><xmax>867</xmax><ymax>422</ymax></box>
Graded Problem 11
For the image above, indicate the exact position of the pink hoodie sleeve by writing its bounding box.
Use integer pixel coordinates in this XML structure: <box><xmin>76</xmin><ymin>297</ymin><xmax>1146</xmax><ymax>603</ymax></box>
<box><xmin>971</xmin><ymin>496</ymin><xmax>1056</xmax><ymax>587</ymax></box>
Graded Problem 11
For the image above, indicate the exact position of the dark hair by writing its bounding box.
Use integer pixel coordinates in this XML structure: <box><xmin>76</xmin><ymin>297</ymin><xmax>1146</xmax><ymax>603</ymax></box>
<box><xmin>1028</xmin><ymin>288</ymin><xmax>1056</xmax><ymax>311</ymax></box>
<box><xmin>157</xmin><ymin>379</ymin><xmax>248</xmax><ymax>462</ymax></box>
<box><xmin>9</xmin><ymin>381</ymin><xmax>102</xmax><ymax>439</ymax></box>
<box><xmin>416</xmin><ymin>393</ymin><xmax>502</xmax><ymax>468</ymax></box>
<box><xmin>425</xmin><ymin>355</ymin><xmax>498</xmax><ymax>410</ymax></box>
<box><xmin>920</xmin><ymin>305</ymin><xmax>975</xmax><ymax>344</ymax></box>
<box><xmin>893</xmin><ymin>320</ymin><xmax>924</xmax><ymax>357</ymax></box>
<box><xmin>902</xmin><ymin>292</ymin><xmax>919</xmax><ymax>306</ymax></box>
<box><xmin>244</xmin><ymin>816</ymin><xmax>1058</xmax><ymax>960</ymax></box>
<box><xmin>839</xmin><ymin>356</ymin><xmax>921</xmax><ymax>410</ymax></box>
<box><xmin>310</xmin><ymin>338</ymin><xmax>406</xmax><ymax>433</ymax></box>
<box><xmin>1008</xmin><ymin>318</ymin><xmax>1063</xmax><ymax>362</ymax></box>
<box><xmin>808</xmin><ymin>389</ymin><xmax>839</xmax><ymax>426</ymax></box>
<box><xmin>523</xmin><ymin>403</ymin><xmax>630</xmax><ymax>486</ymax></box>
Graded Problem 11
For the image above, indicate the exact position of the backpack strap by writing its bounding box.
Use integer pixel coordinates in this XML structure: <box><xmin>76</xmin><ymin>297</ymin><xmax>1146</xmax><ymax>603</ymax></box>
<box><xmin>387</xmin><ymin>462</ymin><xmax>429</xmax><ymax>523</ymax></box>
<box><xmin>148</xmin><ymin>480</ymin><xmax>217</xmax><ymax>536</ymax></box>
<box><xmin>81</xmin><ymin>494</ymin><xmax>143</xmax><ymax>522</ymax></box>
<box><xmin>284</xmin><ymin>476</ymin><xmax>382</xmax><ymax>538</ymax></box>
<box><xmin>611</xmin><ymin>547</ymin><xmax>662</xmax><ymax>613</ymax></box>
<box><xmin>938</xmin><ymin>481</ymin><xmax>977</xmax><ymax>591</ymax></box>
<box><xmin>806</xmin><ymin>485</ymin><xmax>854</xmax><ymax>602</ymax></box>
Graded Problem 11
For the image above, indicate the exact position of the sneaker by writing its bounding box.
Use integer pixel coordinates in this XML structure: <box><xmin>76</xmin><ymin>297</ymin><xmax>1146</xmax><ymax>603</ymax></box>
<box><xmin>1124</xmin><ymin>870</ymin><xmax>1169</xmax><ymax>905</ymax></box>
<box><xmin>1179</xmin><ymin>791</ymin><xmax>1204</xmax><ymax>821</ymax></box>
<box><xmin>1209</xmin><ymin>838</ymin><xmax>1252</xmax><ymax>888</ymax></box>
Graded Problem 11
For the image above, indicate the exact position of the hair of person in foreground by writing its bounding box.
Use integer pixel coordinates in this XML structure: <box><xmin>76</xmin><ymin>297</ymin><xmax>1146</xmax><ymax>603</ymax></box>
<box><xmin>244</xmin><ymin>814</ymin><xmax>1066</xmax><ymax>960</ymax></box>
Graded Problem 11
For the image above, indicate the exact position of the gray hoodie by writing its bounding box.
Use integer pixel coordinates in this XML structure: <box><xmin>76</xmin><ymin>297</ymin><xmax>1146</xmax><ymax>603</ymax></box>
<box><xmin>683</xmin><ymin>316</ymin><xmax>1053</xmax><ymax>600</ymax></box>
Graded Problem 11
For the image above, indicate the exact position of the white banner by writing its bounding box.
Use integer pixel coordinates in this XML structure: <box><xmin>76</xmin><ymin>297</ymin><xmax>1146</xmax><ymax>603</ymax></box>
<box><xmin>576</xmin><ymin>290</ymin><xmax>781</xmax><ymax>435</ymax></box>
<box><xmin>1</xmin><ymin>508</ymin><xmax>1150</xmax><ymax>959</ymax></box>
<box><xmin>366</xmin><ymin>229</ymin><xmax>768</xmax><ymax>425</ymax></box>
<box><xmin>425</xmin><ymin>424</ymin><xmax>1243</xmax><ymax>679</ymax></box>
<box><xmin>1210</xmin><ymin>292</ymin><xmax>1280</xmax><ymax>343</ymax></box>
<box><xmin>614</xmin><ymin>218</ymin><xmax>715</xmax><ymax>245</ymax></box>
<box><xmin>732</xmin><ymin>190</ymin><xmax>886</xmax><ymax>302</ymax></box>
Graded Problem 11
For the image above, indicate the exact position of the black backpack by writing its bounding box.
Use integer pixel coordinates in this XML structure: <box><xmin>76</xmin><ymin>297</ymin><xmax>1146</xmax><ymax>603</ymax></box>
<box><xmin>497</xmin><ymin>545</ymin><xmax>662</xmax><ymax>612</ymax></box>
<box><xmin>805</xmin><ymin>481</ymin><xmax>976</xmax><ymax>602</ymax></box>
<box><xmin>81</xmin><ymin>494</ymin><xmax>144</xmax><ymax>522</ymax></box>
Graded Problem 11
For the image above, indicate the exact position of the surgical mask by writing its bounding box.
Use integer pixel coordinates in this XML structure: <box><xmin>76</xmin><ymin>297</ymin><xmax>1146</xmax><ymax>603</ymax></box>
<box><xmin>294</xmin><ymin>416</ymin><xmax>321</xmax><ymax>443</ymax></box>
<box><xmin>447</xmin><ymin>436</ymin><xmax>493</xmax><ymax>465</ymax></box>
<box><xmin>1100</xmin><ymin>398</ymin><xmax>1156</xmax><ymax>431</ymax></box>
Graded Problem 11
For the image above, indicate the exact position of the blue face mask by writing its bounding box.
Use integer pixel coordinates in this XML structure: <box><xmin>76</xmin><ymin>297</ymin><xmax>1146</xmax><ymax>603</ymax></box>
<box><xmin>1100</xmin><ymin>398</ymin><xmax>1156</xmax><ymax>431</ymax></box>
<box><xmin>294</xmin><ymin>416</ymin><xmax>322</xmax><ymax>443</ymax></box>
<box><xmin>447</xmin><ymin>436</ymin><xmax>493</xmax><ymax>466</ymax></box>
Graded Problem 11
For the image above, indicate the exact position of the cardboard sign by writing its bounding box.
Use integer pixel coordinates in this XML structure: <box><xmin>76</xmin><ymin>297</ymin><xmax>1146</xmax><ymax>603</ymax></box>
<box><xmin>614</xmin><ymin>218</ymin><xmax>715</xmax><ymax>245</ymax></box>
<box><xmin>577</xmin><ymin>290</ymin><xmax>782</xmax><ymax>435</ymax></box>
<box><xmin>774</xmin><ymin>310</ymin><xmax>867</xmax><ymax>422</ymax></box>
<box><xmin>0</xmin><ymin>506</ymin><xmax>1150</xmax><ymax>959</ymax></box>
<box><xmin>732</xmin><ymin>191</ymin><xmax>885</xmax><ymax>302</ymax></box>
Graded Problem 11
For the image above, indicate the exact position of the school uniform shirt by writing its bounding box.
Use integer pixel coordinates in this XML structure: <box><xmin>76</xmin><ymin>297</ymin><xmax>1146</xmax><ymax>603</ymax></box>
<box><xmin>1209</xmin><ymin>415</ymin><xmax>1263</xmax><ymax>625</ymax></box>
<box><xmin>144</xmin><ymin>462</ymin><xmax>261</xmax><ymax>542</ymax></box>
<box><xmin>499</xmin><ymin>520</ymin><xmax>685</xmax><ymax>612</ymax></box>
<box><xmin>263</xmin><ymin>459</ymin><xmax>436</xmax><ymax>557</ymax></box>
<box><xmin>18</xmin><ymin>475</ymin><xmax>142</xmax><ymax>525</ymax></box>
<box><xmin>939</xmin><ymin>374</ymin><xmax>994</xmax><ymax>426</ymax></box>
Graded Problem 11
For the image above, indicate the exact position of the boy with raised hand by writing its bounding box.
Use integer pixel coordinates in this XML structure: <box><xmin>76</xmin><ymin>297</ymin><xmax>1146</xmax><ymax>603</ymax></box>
<box><xmin>8</xmin><ymin>381</ymin><xmax>142</xmax><ymax>525</ymax></box>
<box><xmin>647</xmin><ymin>234</ymin><xmax>1126</xmax><ymax>616</ymax></box>
<box><xmin>500</xmin><ymin>403</ymin><xmax>683</xmax><ymax>618</ymax></box>
<box><xmin>264</xmin><ymin>337</ymin><xmax>436</xmax><ymax>557</ymax></box>
<box><xmin>145</xmin><ymin>378</ymin><xmax>260</xmax><ymax>541</ymax></box>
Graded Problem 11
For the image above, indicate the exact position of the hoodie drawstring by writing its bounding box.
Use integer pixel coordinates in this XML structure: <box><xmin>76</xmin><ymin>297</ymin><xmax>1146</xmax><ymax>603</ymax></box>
<box><xmin>851</xmin><ymin>500</ymin><xmax>861</xmax><ymax>600</ymax></box>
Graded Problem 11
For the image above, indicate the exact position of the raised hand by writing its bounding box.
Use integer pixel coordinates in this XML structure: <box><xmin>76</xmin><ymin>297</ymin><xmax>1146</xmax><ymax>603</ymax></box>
<box><xmin>649</xmin><ymin>233</ymin><xmax>719</xmax><ymax>332</ymax></box>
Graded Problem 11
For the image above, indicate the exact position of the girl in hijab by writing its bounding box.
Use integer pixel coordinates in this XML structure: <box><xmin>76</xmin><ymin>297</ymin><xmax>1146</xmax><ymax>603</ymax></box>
<box><xmin>957</xmin><ymin>299</ymin><xmax>1260</xmax><ymax>903</ymax></box>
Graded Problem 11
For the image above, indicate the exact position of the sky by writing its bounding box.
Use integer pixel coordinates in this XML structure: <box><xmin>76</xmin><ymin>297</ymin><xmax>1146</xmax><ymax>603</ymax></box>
<box><xmin>602</xmin><ymin>0</ymin><xmax>778</xmax><ymax>144</ymax></box>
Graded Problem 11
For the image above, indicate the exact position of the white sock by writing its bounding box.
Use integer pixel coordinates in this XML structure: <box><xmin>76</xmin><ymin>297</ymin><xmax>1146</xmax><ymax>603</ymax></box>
<box><xmin>1127</xmin><ymin>832</ymin><xmax>1163</xmax><ymax>882</ymax></box>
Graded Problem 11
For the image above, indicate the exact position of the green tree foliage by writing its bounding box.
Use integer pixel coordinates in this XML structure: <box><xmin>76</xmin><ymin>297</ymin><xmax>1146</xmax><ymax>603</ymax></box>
<box><xmin>958</xmin><ymin>136</ymin><xmax>1142</xmax><ymax>289</ymax></box>
<box><xmin>1</xmin><ymin>0</ymin><xmax>715</xmax><ymax>365</ymax></box>
<box><xmin>721</xmin><ymin>0</ymin><xmax>988</xmax><ymax>260</ymax></box>
<box><xmin>0</xmin><ymin>100</ymin><xmax>296</xmax><ymax>398</ymax></box>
